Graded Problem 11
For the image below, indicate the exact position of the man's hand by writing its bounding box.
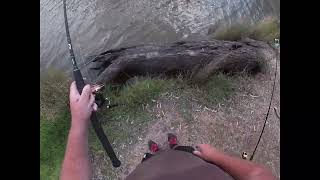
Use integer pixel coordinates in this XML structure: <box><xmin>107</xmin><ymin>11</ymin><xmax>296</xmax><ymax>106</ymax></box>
<box><xmin>61</xmin><ymin>82</ymin><xmax>96</xmax><ymax>180</ymax></box>
<box><xmin>193</xmin><ymin>144</ymin><xmax>276</xmax><ymax>180</ymax></box>
<box><xmin>193</xmin><ymin>144</ymin><xmax>218</xmax><ymax>162</ymax></box>
<box><xmin>69</xmin><ymin>81</ymin><xmax>97</xmax><ymax>130</ymax></box>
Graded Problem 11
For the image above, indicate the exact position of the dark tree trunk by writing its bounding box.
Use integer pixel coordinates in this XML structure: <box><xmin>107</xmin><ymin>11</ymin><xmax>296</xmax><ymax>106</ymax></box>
<box><xmin>87</xmin><ymin>38</ymin><xmax>276</xmax><ymax>84</ymax></box>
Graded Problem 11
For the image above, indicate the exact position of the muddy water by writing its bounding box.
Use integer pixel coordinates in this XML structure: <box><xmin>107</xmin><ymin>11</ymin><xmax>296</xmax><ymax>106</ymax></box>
<box><xmin>40</xmin><ymin>0</ymin><xmax>279</xmax><ymax>78</ymax></box>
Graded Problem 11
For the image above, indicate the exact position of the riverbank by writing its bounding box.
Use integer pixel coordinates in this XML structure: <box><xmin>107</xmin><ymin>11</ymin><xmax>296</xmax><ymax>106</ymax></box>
<box><xmin>40</xmin><ymin>17</ymin><xmax>280</xmax><ymax>180</ymax></box>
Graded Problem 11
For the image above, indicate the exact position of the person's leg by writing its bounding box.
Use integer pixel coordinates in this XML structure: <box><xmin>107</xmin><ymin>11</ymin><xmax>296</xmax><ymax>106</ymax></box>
<box><xmin>168</xmin><ymin>133</ymin><xmax>195</xmax><ymax>153</ymax></box>
<box><xmin>141</xmin><ymin>140</ymin><xmax>160</xmax><ymax>163</ymax></box>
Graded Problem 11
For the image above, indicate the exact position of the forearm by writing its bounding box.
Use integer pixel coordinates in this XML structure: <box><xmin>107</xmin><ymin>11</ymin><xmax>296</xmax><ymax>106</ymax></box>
<box><xmin>208</xmin><ymin>150</ymin><xmax>275</xmax><ymax>180</ymax></box>
<box><xmin>60</xmin><ymin>121</ymin><xmax>91</xmax><ymax>180</ymax></box>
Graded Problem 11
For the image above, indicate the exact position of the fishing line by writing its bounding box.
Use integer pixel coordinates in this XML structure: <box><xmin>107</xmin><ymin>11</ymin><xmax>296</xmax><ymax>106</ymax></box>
<box><xmin>249</xmin><ymin>41</ymin><xmax>279</xmax><ymax>161</ymax></box>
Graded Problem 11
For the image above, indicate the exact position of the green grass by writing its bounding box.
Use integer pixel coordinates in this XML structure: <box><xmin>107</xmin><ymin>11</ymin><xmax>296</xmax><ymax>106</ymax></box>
<box><xmin>40</xmin><ymin>74</ymin><xmax>178</xmax><ymax>178</ymax></box>
<box><xmin>201</xmin><ymin>73</ymin><xmax>235</xmax><ymax>104</ymax></box>
<box><xmin>40</xmin><ymin>70</ymin><xmax>71</xmax><ymax>180</ymax></box>
<box><xmin>90</xmin><ymin>77</ymin><xmax>177</xmax><ymax>152</ymax></box>
<box><xmin>40</xmin><ymin>112</ymin><xmax>70</xmax><ymax>180</ymax></box>
<box><xmin>86</xmin><ymin>77</ymin><xmax>181</xmax><ymax>178</ymax></box>
<box><xmin>213</xmin><ymin>23</ymin><xmax>250</xmax><ymax>41</ymax></box>
<box><xmin>210</xmin><ymin>17</ymin><xmax>280</xmax><ymax>43</ymax></box>
<box><xmin>104</xmin><ymin>77</ymin><xmax>176</xmax><ymax>108</ymax></box>
<box><xmin>39</xmin><ymin>71</ymin><xmax>237</xmax><ymax>179</ymax></box>
<box><xmin>249</xmin><ymin>17</ymin><xmax>280</xmax><ymax>42</ymax></box>
<box><xmin>40</xmin><ymin>69</ymin><xmax>70</xmax><ymax>120</ymax></box>
<box><xmin>172</xmin><ymin>79</ymin><xmax>197</xmax><ymax>123</ymax></box>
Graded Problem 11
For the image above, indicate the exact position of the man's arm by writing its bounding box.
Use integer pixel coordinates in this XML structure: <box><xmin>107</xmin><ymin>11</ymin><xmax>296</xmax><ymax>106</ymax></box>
<box><xmin>193</xmin><ymin>144</ymin><xmax>276</xmax><ymax>180</ymax></box>
<box><xmin>60</xmin><ymin>82</ymin><xmax>97</xmax><ymax>180</ymax></box>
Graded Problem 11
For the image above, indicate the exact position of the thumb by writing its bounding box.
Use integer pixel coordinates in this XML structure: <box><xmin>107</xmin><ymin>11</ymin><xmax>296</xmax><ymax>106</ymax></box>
<box><xmin>193</xmin><ymin>150</ymin><xmax>202</xmax><ymax>157</ymax></box>
<box><xmin>92</xmin><ymin>103</ymin><xmax>98</xmax><ymax>111</ymax></box>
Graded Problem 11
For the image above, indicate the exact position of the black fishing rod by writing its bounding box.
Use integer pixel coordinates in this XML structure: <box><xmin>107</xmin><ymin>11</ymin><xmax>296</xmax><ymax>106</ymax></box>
<box><xmin>248</xmin><ymin>42</ymin><xmax>279</xmax><ymax>161</ymax></box>
<box><xmin>63</xmin><ymin>0</ymin><xmax>121</xmax><ymax>168</ymax></box>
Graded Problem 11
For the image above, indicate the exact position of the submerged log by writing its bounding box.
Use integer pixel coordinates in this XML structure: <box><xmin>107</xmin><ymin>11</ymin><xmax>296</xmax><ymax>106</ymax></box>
<box><xmin>88</xmin><ymin>38</ymin><xmax>276</xmax><ymax>84</ymax></box>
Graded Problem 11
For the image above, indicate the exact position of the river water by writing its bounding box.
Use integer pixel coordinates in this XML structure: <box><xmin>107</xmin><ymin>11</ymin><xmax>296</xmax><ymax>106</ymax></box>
<box><xmin>40</xmin><ymin>0</ymin><xmax>279</xmax><ymax>78</ymax></box>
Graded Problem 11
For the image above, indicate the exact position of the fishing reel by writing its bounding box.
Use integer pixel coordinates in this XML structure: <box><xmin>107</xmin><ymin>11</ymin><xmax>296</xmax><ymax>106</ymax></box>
<box><xmin>92</xmin><ymin>84</ymin><xmax>118</xmax><ymax>109</ymax></box>
<box><xmin>92</xmin><ymin>84</ymin><xmax>107</xmax><ymax>108</ymax></box>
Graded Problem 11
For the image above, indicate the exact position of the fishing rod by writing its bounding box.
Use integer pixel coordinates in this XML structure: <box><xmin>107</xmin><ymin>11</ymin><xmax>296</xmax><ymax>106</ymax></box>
<box><xmin>242</xmin><ymin>40</ymin><xmax>279</xmax><ymax>161</ymax></box>
<box><xmin>62</xmin><ymin>0</ymin><xmax>121</xmax><ymax>167</ymax></box>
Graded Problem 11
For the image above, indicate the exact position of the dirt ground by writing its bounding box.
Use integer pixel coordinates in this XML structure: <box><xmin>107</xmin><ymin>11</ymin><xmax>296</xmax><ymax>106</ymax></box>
<box><xmin>90</xmin><ymin>50</ymin><xmax>280</xmax><ymax>180</ymax></box>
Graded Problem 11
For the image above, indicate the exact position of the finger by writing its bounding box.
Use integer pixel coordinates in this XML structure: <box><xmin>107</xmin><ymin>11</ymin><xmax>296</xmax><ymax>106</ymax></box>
<box><xmin>92</xmin><ymin>103</ymin><xmax>98</xmax><ymax>111</ymax></box>
<box><xmin>70</xmin><ymin>81</ymin><xmax>80</xmax><ymax>102</ymax></box>
<box><xmin>89</xmin><ymin>94</ymin><xmax>95</xmax><ymax>106</ymax></box>
<box><xmin>80</xmin><ymin>84</ymin><xmax>92</xmax><ymax>102</ymax></box>
<box><xmin>193</xmin><ymin>150</ymin><xmax>202</xmax><ymax>156</ymax></box>
<box><xmin>195</xmin><ymin>144</ymin><xmax>205</xmax><ymax>152</ymax></box>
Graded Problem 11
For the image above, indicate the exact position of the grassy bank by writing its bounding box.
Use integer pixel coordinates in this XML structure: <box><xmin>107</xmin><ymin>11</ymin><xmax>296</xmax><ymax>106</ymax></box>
<box><xmin>40</xmin><ymin>71</ymin><xmax>237</xmax><ymax>178</ymax></box>
<box><xmin>89</xmin><ymin>77</ymin><xmax>178</xmax><ymax>153</ymax></box>
<box><xmin>40</xmin><ymin>112</ymin><xmax>70</xmax><ymax>180</ymax></box>
<box><xmin>40</xmin><ymin>16</ymin><xmax>278</xmax><ymax>178</ymax></box>
<box><xmin>210</xmin><ymin>17</ymin><xmax>280</xmax><ymax>43</ymax></box>
<box><xmin>40</xmin><ymin>70</ymin><xmax>70</xmax><ymax>180</ymax></box>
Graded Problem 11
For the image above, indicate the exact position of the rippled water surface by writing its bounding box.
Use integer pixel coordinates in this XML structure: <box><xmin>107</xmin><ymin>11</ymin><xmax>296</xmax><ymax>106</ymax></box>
<box><xmin>40</xmin><ymin>0</ymin><xmax>279</xmax><ymax>76</ymax></box>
